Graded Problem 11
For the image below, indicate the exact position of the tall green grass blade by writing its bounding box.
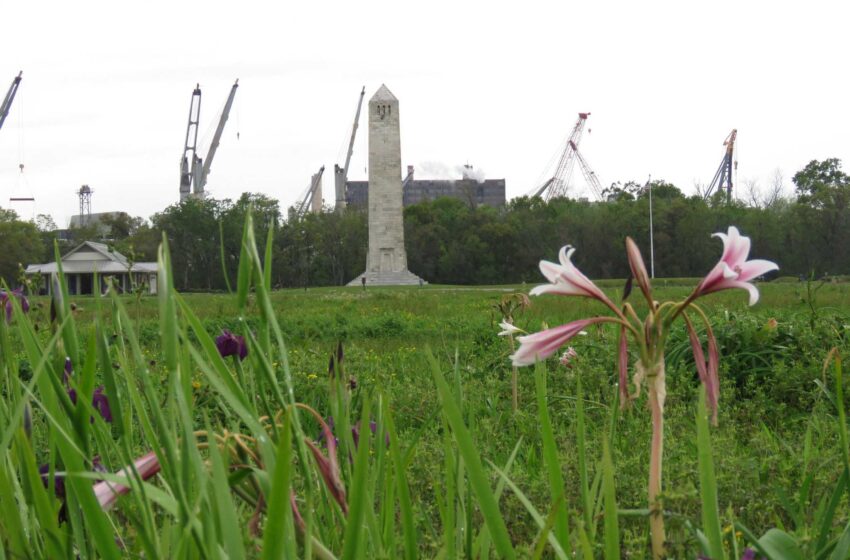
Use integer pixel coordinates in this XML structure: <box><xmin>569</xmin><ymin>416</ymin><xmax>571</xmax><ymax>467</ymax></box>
<box><xmin>236</xmin><ymin>212</ymin><xmax>253</xmax><ymax>312</ymax></box>
<box><xmin>601</xmin><ymin>439</ymin><xmax>620</xmax><ymax>560</ymax></box>
<box><xmin>576</xmin><ymin>375</ymin><xmax>592</xmax><ymax>537</ymax></box>
<box><xmin>263</xmin><ymin>218</ymin><xmax>274</xmax><ymax>291</ymax></box>
<box><xmin>534</xmin><ymin>362</ymin><xmax>570</xmax><ymax>552</ymax></box>
<box><xmin>696</xmin><ymin>387</ymin><xmax>724</xmax><ymax>560</ymax></box>
<box><xmin>441</xmin><ymin>413</ymin><xmax>457</xmax><ymax>559</ymax></box>
<box><xmin>52</xmin><ymin>240</ymin><xmax>80</xmax><ymax>369</ymax></box>
<box><xmin>341</xmin><ymin>399</ymin><xmax>373</xmax><ymax>560</ymax></box>
<box><xmin>0</xmin><ymin>457</ymin><xmax>29</xmax><ymax>558</ymax></box>
<box><xmin>158</xmin><ymin>235</ymin><xmax>189</xmax><ymax>405</ymax></box>
<box><xmin>430</xmin><ymin>353</ymin><xmax>516</xmax><ymax>560</ymax></box>
<box><xmin>475</xmin><ymin>437</ymin><xmax>523</xmax><ymax>560</ymax></box>
<box><xmin>0</xmin><ymin>322</ymin><xmax>66</xmax><ymax>454</ymax></box>
<box><xmin>58</xmin><ymin>440</ymin><xmax>123</xmax><ymax>559</ymax></box>
<box><xmin>384</xmin><ymin>401</ymin><xmax>418</xmax><ymax>560</ymax></box>
<box><xmin>490</xmin><ymin>463</ymin><xmax>568</xmax><ymax>560</ymax></box>
<box><xmin>263</xmin><ymin>408</ymin><xmax>295</xmax><ymax>560</ymax></box>
<box><xmin>757</xmin><ymin>528</ymin><xmax>803</xmax><ymax>560</ymax></box>
<box><xmin>814</xmin><ymin>468</ymin><xmax>848</xmax><ymax>556</ymax></box>
<box><xmin>15</xmin><ymin>433</ymin><xmax>64</xmax><ymax>559</ymax></box>
<box><xmin>828</xmin><ymin>519</ymin><xmax>850</xmax><ymax>560</ymax></box>
<box><xmin>532</xmin><ymin>497</ymin><xmax>564</xmax><ymax>560</ymax></box>
<box><xmin>832</xmin><ymin>352</ymin><xmax>849</xmax><ymax>474</ymax></box>
<box><xmin>219</xmin><ymin>220</ymin><xmax>234</xmax><ymax>293</ymax></box>
<box><xmin>95</xmin><ymin>321</ymin><xmax>125</xmax><ymax>440</ymax></box>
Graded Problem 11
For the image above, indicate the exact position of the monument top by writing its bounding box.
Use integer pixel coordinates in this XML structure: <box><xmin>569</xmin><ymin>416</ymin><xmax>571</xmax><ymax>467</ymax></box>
<box><xmin>371</xmin><ymin>84</ymin><xmax>397</xmax><ymax>103</ymax></box>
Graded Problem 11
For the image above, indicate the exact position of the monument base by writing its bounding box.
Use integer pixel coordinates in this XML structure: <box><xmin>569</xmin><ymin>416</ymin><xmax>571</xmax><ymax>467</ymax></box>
<box><xmin>347</xmin><ymin>269</ymin><xmax>426</xmax><ymax>286</ymax></box>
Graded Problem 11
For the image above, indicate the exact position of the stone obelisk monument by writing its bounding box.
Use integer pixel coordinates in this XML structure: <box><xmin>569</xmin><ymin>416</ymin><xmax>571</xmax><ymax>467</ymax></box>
<box><xmin>349</xmin><ymin>85</ymin><xmax>424</xmax><ymax>286</ymax></box>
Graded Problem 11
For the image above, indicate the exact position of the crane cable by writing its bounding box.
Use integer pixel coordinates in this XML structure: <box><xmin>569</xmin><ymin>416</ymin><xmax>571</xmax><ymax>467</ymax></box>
<box><xmin>10</xmin><ymin>85</ymin><xmax>36</xmax><ymax>212</ymax></box>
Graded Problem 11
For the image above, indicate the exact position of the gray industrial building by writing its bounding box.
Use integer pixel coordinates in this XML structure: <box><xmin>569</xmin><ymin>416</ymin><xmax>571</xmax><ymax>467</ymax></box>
<box><xmin>346</xmin><ymin>168</ymin><xmax>506</xmax><ymax>209</ymax></box>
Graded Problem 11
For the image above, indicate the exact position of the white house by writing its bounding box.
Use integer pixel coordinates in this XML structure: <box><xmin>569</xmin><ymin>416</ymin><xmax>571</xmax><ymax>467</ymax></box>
<box><xmin>25</xmin><ymin>241</ymin><xmax>158</xmax><ymax>295</ymax></box>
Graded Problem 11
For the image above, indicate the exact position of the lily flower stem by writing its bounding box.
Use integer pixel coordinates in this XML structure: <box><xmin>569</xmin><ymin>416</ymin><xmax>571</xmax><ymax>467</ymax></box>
<box><xmin>508</xmin><ymin>333</ymin><xmax>519</xmax><ymax>413</ymax></box>
<box><xmin>649</xmin><ymin>378</ymin><xmax>666</xmax><ymax>559</ymax></box>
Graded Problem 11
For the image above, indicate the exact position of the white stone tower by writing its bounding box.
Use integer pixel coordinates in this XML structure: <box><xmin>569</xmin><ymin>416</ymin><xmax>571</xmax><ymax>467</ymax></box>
<box><xmin>348</xmin><ymin>85</ymin><xmax>424</xmax><ymax>286</ymax></box>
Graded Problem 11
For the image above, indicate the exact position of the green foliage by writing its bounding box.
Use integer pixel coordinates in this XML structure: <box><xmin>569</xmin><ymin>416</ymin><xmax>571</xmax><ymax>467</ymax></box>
<box><xmin>0</xmin><ymin>207</ymin><xmax>44</xmax><ymax>285</ymax></box>
<box><xmin>0</xmin><ymin>214</ymin><xmax>849</xmax><ymax>558</ymax></box>
<box><xmin>12</xmin><ymin>159</ymin><xmax>850</xmax><ymax>290</ymax></box>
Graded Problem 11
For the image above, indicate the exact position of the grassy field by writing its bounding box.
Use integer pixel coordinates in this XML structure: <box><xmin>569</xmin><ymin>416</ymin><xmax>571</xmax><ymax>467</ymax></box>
<box><xmin>4</xmin><ymin>272</ymin><xmax>850</xmax><ymax>558</ymax></box>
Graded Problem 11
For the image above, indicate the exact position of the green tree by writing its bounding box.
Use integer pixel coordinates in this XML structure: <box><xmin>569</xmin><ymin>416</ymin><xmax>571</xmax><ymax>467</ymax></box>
<box><xmin>0</xmin><ymin>208</ymin><xmax>45</xmax><ymax>287</ymax></box>
<box><xmin>792</xmin><ymin>159</ymin><xmax>850</xmax><ymax>272</ymax></box>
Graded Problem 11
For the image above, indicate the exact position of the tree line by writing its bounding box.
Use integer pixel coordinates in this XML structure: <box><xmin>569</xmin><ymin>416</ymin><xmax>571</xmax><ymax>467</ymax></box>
<box><xmin>2</xmin><ymin>158</ymin><xmax>848</xmax><ymax>289</ymax></box>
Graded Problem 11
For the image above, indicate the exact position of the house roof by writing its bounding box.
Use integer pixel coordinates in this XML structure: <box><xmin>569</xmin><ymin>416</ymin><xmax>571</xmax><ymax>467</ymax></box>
<box><xmin>25</xmin><ymin>241</ymin><xmax>156</xmax><ymax>275</ymax></box>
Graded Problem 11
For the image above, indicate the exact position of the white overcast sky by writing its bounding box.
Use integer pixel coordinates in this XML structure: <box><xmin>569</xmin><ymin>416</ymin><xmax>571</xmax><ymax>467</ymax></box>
<box><xmin>1</xmin><ymin>0</ymin><xmax>848</xmax><ymax>226</ymax></box>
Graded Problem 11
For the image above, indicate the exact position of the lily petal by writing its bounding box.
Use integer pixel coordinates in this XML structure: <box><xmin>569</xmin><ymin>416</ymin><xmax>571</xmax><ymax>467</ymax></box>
<box><xmin>94</xmin><ymin>451</ymin><xmax>161</xmax><ymax>511</ymax></box>
<box><xmin>694</xmin><ymin>226</ymin><xmax>778</xmax><ymax>306</ymax></box>
<box><xmin>498</xmin><ymin>320</ymin><xmax>521</xmax><ymax>337</ymax></box>
<box><xmin>625</xmin><ymin>237</ymin><xmax>654</xmax><ymax>307</ymax></box>
<box><xmin>511</xmin><ymin>317</ymin><xmax>608</xmax><ymax>367</ymax></box>
<box><xmin>530</xmin><ymin>246</ymin><xmax>614</xmax><ymax>308</ymax></box>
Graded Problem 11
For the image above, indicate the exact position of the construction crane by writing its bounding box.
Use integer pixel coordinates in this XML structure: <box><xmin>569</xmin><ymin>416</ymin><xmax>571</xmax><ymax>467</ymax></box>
<box><xmin>0</xmin><ymin>71</ymin><xmax>22</xmax><ymax>133</ymax></box>
<box><xmin>4</xmin><ymin>73</ymin><xmax>34</xmax><ymax>206</ymax></box>
<box><xmin>402</xmin><ymin>165</ymin><xmax>414</xmax><ymax>189</ymax></box>
<box><xmin>333</xmin><ymin>86</ymin><xmax>366</xmax><ymax>211</ymax></box>
<box><xmin>703</xmin><ymin>129</ymin><xmax>737</xmax><ymax>203</ymax></box>
<box><xmin>531</xmin><ymin>112</ymin><xmax>603</xmax><ymax>201</ymax></box>
<box><xmin>295</xmin><ymin>166</ymin><xmax>325</xmax><ymax>215</ymax></box>
<box><xmin>179</xmin><ymin>79</ymin><xmax>239</xmax><ymax>201</ymax></box>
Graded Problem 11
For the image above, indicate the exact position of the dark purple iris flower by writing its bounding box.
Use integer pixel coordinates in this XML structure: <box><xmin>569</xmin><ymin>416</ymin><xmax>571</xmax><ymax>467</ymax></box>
<box><xmin>40</xmin><ymin>457</ymin><xmax>106</xmax><ymax>522</ymax></box>
<box><xmin>0</xmin><ymin>287</ymin><xmax>29</xmax><ymax>323</ymax></box>
<box><xmin>63</xmin><ymin>358</ymin><xmax>113</xmax><ymax>424</ymax></box>
<box><xmin>39</xmin><ymin>463</ymin><xmax>66</xmax><ymax>500</ymax></box>
<box><xmin>215</xmin><ymin>329</ymin><xmax>248</xmax><ymax>361</ymax></box>
<box><xmin>67</xmin><ymin>387</ymin><xmax>113</xmax><ymax>424</ymax></box>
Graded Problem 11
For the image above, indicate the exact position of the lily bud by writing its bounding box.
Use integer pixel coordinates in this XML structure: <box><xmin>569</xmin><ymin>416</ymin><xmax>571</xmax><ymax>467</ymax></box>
<box><xmin>625</xmin><ymin>237</ymin><xmax>654</xmax><ymax>309</ymax></box>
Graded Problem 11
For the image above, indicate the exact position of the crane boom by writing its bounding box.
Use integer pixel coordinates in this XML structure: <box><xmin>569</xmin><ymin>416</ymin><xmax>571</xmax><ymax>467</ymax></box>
<box><xmin>0</xmin><ymin>71</ymin><xmax>22</xmax><ymax>132</ymax></box>
<box><xmin>573</xmin><ymin>144</ymin><xmax>604</xmax><ymax>200</ymax></box>
<box><xmin>296</xmin><ymin>166</ymin><xmax>325</xmax><ymax>215</ymax></box>
<box><xmin>703</xmin><ymin>129</ymin><xmax>737</xmax><ymax>203</ymax></box>
<box><xmin>531</xmin><ymin>112</ymin><xmax>602</xmax><ymax>201</ymax></box>
<box><xmin>335</xmin><ymin>86</ymin><xmax>366</xmax><ymax>210</ymax></box>
<box><xmin>198</xmin><ymin>79</ymin><xmax>239</xmax><ymax>194</ymax></box>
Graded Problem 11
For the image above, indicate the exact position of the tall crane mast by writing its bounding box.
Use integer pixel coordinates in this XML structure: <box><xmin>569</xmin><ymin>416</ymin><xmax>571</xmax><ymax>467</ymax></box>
<box><xmin>179</xmin><ymin>85</ymin><xmax>202</xmax><ymax>201</ymax></box>
<box><xmin>296</xmin><ymin>166</ymin><xmax>325</xmax><ymax>215</ymax></box>
<box><xmin>531</xmin><ymin>112</ymin><xmax>602</xmax><ymax>201</ymax></box>
<box><xmin>334</xmin><ymin>86</ymin><xmax>366</xmax><ymax>211</ymax></box>
<box><xmin>179</xmin><ymin>79</ymin><xmax>239</xmax><ymax>201</ymax></box>
<box><xmin>0</xmin><ymin>71</ymin><xmax>22</xmax><ymax>133</ymax></box>
<box><xmin>703</xmin><ymin>129</ymin><xmax>737</xmax><ymax>203</ymax></box>
<box><xmin>573</xmin><ymin>141</ymin><xmax>604</xmax><ymax>200</ymax></box>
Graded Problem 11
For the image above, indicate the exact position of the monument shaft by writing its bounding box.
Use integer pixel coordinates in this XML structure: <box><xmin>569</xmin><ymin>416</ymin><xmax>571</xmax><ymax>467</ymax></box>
<box><xmin>367</xmin><ymin>86</ymin><xmax>407</xmax><ymax>274</ymax></box>
<box><xmin>348</xmin><ymin>84</ymin><xmax>424</xmax><ymax>286</ymax></box>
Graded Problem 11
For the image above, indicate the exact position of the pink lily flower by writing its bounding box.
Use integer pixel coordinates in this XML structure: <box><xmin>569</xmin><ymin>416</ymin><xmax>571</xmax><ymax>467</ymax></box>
<box><xmin>531</xmin><ymin>246</ymin><xmax>617</xmax><ymax>310</ymax></box>
<box><xmin>693</xmin><ymin>226</ymin><xmax>778</xmax><ymax>305</ymax></box>
<box><xmin>511</xmin><ymin>317</ymin><xmax>609</xmax><ymax>367</ymax></box>
<box><xmin>94</xmin><ymin>451</ymin><xmax>161</xmax><ymax>511</ymax></box>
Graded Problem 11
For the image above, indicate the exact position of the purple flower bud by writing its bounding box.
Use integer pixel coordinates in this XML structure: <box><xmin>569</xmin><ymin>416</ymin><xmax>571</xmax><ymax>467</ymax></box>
<box><xmin>92</xmin><ymin>387</ymin><xmax>113</xmax><ymax>423</ymax></box>
<box><xmin>1</xmin><ymin>288</ymin><xmax>29</xmax><ymax>323</ymax></box>
<box><xmin>63</xmin><ymin>357</ymin><xmax>73</xmax><ymax>383</ymax></box>
<box><xmin>68</xmin><ymin>383</ymin><xmax>113</xmax><ymax>424</ymax></box>
<box><xmin>215</xmin><ymin>330</ymin><xmax>248</xmax><ymax>361</ymax></box>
